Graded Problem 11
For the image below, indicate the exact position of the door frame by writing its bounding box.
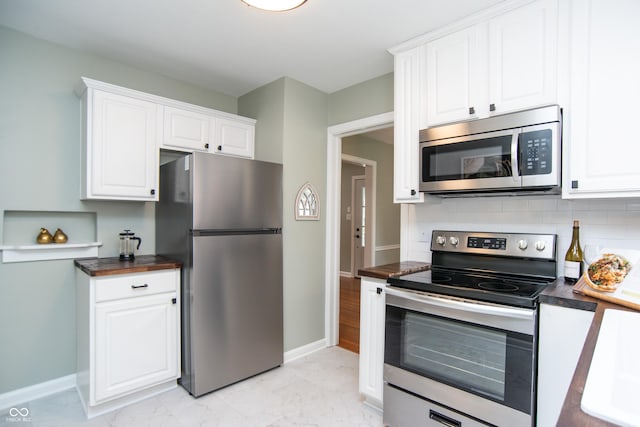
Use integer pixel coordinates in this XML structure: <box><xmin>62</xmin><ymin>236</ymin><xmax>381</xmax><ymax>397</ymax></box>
<box><xmin>325</xmin><ymin>111</ymin><xmax>393</xmax><ymax>346</ymax></box>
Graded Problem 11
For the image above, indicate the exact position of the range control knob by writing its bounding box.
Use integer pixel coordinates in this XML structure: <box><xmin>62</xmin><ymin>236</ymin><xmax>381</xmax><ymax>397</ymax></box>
<box><xmin>518</xmin><ymin>239</ymin><xmax>529</xmax><ymax>250</ymax></box>
<box><xmin>436</xmin><ymin>235</ymin><xmax>446</xmax><ymax>246</ymax></box>
<box><xmin>535</xmin><ymin>241</ymin><xmax>546</xmax><ymax>251</ymax></box>
<box><xmin>449</xmin><ymin>236</ymin><xmax>459</xmax><ymax>247</ymax></box>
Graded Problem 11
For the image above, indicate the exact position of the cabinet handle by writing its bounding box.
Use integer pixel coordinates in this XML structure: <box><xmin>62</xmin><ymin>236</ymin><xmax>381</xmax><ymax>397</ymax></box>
<box><xmin>410</xmin><ymin>189</ymin><xmax>416</xmax><ymax>196</ymax></box>
<box><xmin>131</xmin><ymin>284</ymin><xmax>149</xmax><ymax>289</ymax></box>
<box><xmin>204</xmin><ymin>143</ymin><xmax>209</xmax><ymax>149</ymax></box>
<box><xmin>217</xmin><ymin>145</ymin><xmax>222</xmax><ymax>151</ymax></box>
<box><xmin>150</xmin><ymin>189</ymin><xmax>156</xmax><ymax>195</ymax></box>
<box><xmin>376</xmin><ymin>287</ymin><xmax>383</xmax><ymax>295</ymax></box>
<box><xmin>429</xmin><ymin>410</ymin><xmax>461</xmax><ymax>427</ymax></box>
<box><xmin>172</xmin><ymin>297</ymin><xmax>177</xmax><ymax>304</ymax></box>
<box><xmin>468</xmin><ymin>106</ymin><xmax>475</xmax><ymax>115</ymax></box>
<box><xmin>571</xmin><ymin>180</ymin><xmax>579</xmax><ymax>189</ymax></box>
<box><xmin>489</xmin><ymin>103</ymin><xmax>496</xmax><ymax>112</ymax></box>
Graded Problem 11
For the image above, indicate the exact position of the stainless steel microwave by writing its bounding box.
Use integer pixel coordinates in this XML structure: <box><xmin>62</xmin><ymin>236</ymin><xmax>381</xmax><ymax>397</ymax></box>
<box><xmin>419</xmin><ymin>105</ymin><xmax>562</xmax><ymax>196</ymax></box>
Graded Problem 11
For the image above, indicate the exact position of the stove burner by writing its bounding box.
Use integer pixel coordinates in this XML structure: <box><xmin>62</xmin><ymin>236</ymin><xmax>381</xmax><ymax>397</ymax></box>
<box><xmin>477</xmin><ymin>282</ymin><xmax>519</xmax><ymax>292</ymax></box>
<box><xmin>431</xmin><ymin>275</ymin><xmax>452</xmax><ymax>283</ymax></box>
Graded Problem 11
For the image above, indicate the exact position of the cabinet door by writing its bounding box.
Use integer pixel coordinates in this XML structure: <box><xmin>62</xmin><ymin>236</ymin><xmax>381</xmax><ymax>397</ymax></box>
<box><xmin>359</xmin><ymin>278</ymin><xmax>386</xmax><ymax>406</ymax></box>
<box><xmin>488</xmin><ymin>0</ymin><xmax>558</xmax><ymax>115</ymax></box>
<box><xmin>393</xmin><ymin>48</ymin><xmax>423</xmax><ymax>203</ymax></box>
<box><xmin>94</xmin><ymin>292</ymin><xmax>178</xmax><ymax>403</ymax></box>
<box><xmin>212</xmin><ymin>117</ymin><xmax>255</xmax><ymax>159</ymax></box>
<box><xmin>537</xmin><ymin>304</ymin><xmax>593</xmax><ymax>426</ymax></box>
<box><xmin>88</xmin><ymin>90</ymin><xmax>159</xmax><ymax>201</ymax></box>
<box><xmin>425</xmin><ymin>25</ymin><xmax>487</xmax><ymax>126</ymax></box>
<box><xmin>565</xmin><ymin>0</ymin><xmax>640</xmax><ymax>198</ymax></box>
<box><xmin>162</xmin><ymin>106</ymin><xmax>211</xmax><ymax>152</ymax></box>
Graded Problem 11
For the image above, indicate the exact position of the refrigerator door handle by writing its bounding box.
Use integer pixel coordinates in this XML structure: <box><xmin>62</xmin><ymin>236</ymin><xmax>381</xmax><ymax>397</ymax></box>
<box><xmin>192</xmin><ymin>228</ymin><xmax>282</xmax><ymax>236</ymax></box>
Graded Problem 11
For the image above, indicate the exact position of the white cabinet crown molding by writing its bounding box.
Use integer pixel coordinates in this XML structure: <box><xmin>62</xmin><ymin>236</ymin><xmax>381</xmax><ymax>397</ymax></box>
<box><xmin>76</xmin><ymin>77</ymin><xmax>256</xmax><ymax>125</ymax></box>
<box><xmin>388</xmin><ymin>0</ymin><xmax>537</xmax><ymax>54</ymax></box>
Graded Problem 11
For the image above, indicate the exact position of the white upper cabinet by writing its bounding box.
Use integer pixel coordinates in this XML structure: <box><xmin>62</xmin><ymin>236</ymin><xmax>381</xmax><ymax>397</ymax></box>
<box><xmin>488</xmin><ymin>0</ymin><xmax>558</xmax><ymax>115</ymax></box>
<box><xmin>424</xmin><ymin>25</ymin><xmax>487</xmax><ymax>127</ymax></box>
<box><xmin>162</xmin><ymin>106</ymin><xmax>211</xmax><ymax>153</ymax></box>
<box><xmin>393</xmin><ymin>47</ymin><xmax>423</xmax><ymax>203</ymax></box>
<box><xmin>563</xmin><ymin>0</ymin><xmax>640</xmax><ymax>198</ymax></box>
<box><xmin>77</xmin><ymin>78</ymin><xmax>256</xmax><ymax>201</ymax></box>
<box><xmin>81</xmin><ymin>87</ymin><xmax>159</xmax><ymax>201</ymax></box>
<box><xmin>422</xmin><ymin>0</ymin><xmax>558</xmax><ymax>127</ymax></box>
<box><xmin>161</xmin><ymin>106</ymin><xmax>256</xmax><ymax>159</ymax></box>
<box><xmin>212</xmin><ymin>116</ymin><xmax>255</xmax><ymax>159</ymax></box>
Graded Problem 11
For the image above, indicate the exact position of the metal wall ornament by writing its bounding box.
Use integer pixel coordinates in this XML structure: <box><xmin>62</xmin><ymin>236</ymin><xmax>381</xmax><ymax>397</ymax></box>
<box><xmin>295</xmin><ymin>182</ymin><xmax>320</xmax><ymax>221</ymax></box>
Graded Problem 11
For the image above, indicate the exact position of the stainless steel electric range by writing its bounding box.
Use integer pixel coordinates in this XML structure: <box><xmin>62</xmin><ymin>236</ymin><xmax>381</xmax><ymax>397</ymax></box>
<box><xmin>384</xmin><ymin>230</ymin><xmax>557</xmax><ymax>427</ymax></box>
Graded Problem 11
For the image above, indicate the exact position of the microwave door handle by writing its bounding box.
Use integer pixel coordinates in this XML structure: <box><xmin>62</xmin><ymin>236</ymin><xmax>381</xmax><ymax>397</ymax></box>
<box><xmin>511</xmin><ymin>131</ymin><xmax>520</xmax><ymax>184</ymax></box>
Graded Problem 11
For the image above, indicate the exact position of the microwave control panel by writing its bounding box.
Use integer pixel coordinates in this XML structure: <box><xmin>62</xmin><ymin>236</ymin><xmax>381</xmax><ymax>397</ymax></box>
<box><xmin>520</xmin><ymin>129</ymin><xmax>552</xmax><ymax>175</ymax></box>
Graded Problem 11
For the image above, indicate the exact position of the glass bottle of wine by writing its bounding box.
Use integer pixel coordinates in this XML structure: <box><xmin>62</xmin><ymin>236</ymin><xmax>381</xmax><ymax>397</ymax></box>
<box><xmin>564</xmin><ymin>220</ymin><xmax>584</xmax><ymax>283</ymax></box>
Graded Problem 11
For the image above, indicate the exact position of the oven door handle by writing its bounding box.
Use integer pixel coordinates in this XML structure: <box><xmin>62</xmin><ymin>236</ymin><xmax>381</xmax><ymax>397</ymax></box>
<box><xmin>385</xmin><ymin>286</ymin><xmax>534</xmax><ymax>321</ymax></box>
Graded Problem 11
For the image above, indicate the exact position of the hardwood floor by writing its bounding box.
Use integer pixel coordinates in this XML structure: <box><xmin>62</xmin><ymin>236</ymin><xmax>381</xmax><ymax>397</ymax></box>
<box><xmin>338</xmin><ymin>276</ymin><xmax>361</xmax><ymax>354</ymax></box>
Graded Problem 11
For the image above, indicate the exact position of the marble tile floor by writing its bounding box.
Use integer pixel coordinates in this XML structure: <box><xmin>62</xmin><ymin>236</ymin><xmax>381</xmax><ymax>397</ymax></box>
<box><xmin>1</xmin><ymin>346</ymin><xmax>383</xmax><ymax>427</ymax></box>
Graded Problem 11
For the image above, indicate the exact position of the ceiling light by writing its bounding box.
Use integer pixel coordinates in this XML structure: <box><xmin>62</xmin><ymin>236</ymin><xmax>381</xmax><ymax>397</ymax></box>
<box><xmin>241</xmin><ymin>0</ymin><xmax>307</xmax><ymax>12</ymax></box>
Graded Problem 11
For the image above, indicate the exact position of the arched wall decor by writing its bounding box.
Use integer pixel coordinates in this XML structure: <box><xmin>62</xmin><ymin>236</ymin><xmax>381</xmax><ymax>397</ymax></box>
<box><xmin>295</xmin><ymin>182</ymin><xmax>320</xmax><ymax>221</ymax></box>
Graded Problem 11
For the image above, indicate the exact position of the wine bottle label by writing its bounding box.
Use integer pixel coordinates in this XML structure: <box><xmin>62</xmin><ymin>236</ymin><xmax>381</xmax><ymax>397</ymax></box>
<box><xmin>564</xmin><ymin>261</ymin><xmax>581</xmax><ymax>279</ymax></box>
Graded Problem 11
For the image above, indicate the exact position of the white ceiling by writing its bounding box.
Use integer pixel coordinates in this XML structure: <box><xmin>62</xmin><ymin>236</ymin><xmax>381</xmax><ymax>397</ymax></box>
<box><xmin>0</xmin><ymin>0</ymin><xmax>504</xmax><ymax>97</ymax></box>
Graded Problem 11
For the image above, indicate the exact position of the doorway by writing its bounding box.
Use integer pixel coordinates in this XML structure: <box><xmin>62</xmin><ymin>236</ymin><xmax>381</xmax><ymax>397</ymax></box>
<box><xmin>352</xmin><ymin>175</ymin><xmax>366</xmax><ymax>277</ymax></box>
<box><xmin>325</xmin><ymin>112</ymin><xmax>396</xmax><ymax>347</ymax></box>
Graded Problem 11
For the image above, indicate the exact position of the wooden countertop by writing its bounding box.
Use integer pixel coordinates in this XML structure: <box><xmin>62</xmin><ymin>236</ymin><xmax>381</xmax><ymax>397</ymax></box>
<box><xmin>74</xmin><ymin>255</ymin><xmax>182</xmax><ymax>277</ymax></box>
<box><xmin>541</xmin><ymin>280</ymin><xmax>634</xmax><ymax>426</ymax></box>
<box><xmin>358</xmin><ymin>261</ymin><xmax>430</xmax><ymax>280</ymax></box>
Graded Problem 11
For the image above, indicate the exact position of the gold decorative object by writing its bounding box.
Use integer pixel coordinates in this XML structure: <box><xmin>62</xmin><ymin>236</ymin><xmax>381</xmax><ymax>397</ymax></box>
<box><xmin>36</xmin><ymin>228</ymin><xmax>53</xmax><ymax>244</ymax></box>
<box><xmin>52</xmin><ymin>228</ymin><xmax>68</xmax><ymax>244</ymax></box>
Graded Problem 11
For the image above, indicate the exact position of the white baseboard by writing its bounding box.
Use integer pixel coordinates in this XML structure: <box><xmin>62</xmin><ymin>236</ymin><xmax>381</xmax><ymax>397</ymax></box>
<box><xmin>283</xmin><ymin>338</ymin><xmax>327</xmax><ymax>364</ymax></box>
<box><xmin>0</xmin><ymin>374</ymin><xmax>76</xmax><ymax>411</ymax></box>
<box><xmin>339</xmin><ymin>270</ymin><xmax>353</xmax><ymax>277</ymax></box>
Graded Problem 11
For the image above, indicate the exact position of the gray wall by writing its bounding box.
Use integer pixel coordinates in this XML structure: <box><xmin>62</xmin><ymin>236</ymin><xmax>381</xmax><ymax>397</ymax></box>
<box><xmin>328</xmin><ymin>73</ymin><xmax>394</xmax><ymax>126</ymax></box>
<box><xmin>342</xmin><ymin>135</ymin><xmax>400</xmax><ymax>268</ymax></box>
<box><xmin>240</xmin><ymin>78</ymin><xmax>328</xmax><ymax>351</ymax></box>
<box><xmin>0</xmin><ymin>26</ymin><xmax>240</xmax><ymax>394</ymax></box>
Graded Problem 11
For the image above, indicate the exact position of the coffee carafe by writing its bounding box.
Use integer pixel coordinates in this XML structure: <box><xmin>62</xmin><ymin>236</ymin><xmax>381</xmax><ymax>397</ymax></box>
<box><xmin>119</xmin><ymin>229</ymin><xmax>142</xmax><ymax>260</ymax></box>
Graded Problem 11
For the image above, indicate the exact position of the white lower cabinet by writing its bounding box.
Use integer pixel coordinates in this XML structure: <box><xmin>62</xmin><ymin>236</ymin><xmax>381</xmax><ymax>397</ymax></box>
<box><xmin>536</xmin><ymin>303</ymin><xmax>594</xmax><ymax>426</ymax></box>
<box><xmin>76</xmin><ymin>268</ymin><xmax>181</xmax><ymax>418</ymax></box>
<box><xmin>359</xmin><ymin>277</ymin><xmax>386</xmax><ymax>408</ymax></box>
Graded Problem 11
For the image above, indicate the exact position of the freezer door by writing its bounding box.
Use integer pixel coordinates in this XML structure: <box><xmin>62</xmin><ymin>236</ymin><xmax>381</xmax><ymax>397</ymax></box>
<box><xmin>188</xmin><ymin>232</ymin><xmax>283</xmax><ymax>396</ymax></box>
<box><xmin>191</xmin><ymin>153</ymin><xmax>282</xmax><ymax>230</ymax></box>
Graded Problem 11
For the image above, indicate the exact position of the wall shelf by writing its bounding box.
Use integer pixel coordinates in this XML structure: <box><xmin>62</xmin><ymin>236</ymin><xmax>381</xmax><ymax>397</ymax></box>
<box><xmin>2</xmin><ymin>210</ymin><xmax>100</xmax><ymax>263</ymax></box>
<box><xmin>0</xmin><ymin>242</ymin><xmax>102</xmax><ymax>263</ymax></box>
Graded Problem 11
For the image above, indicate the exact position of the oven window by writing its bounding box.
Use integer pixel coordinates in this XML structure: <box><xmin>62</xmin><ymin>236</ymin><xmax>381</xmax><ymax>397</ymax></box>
<box><xmin>385</xmin><ymin>305</ymin><xmax>534</xmax><ymax>414</ymax></box>
<box><xmin>422</xmin><ymin>135</ymin><xmax>513</xmax><ymax>182</ymax></box>
<box><xmin>404</xmin><ymin>312</ymin><xmax>506</xmax><ymax>400</ymax></box>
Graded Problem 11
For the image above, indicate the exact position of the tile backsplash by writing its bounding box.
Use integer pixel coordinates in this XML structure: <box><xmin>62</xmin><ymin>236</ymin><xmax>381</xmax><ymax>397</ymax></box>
<box><xmin>407</xmin><ymin>195</ymin><xmax>640</xmax><ymax>277</ymax></box>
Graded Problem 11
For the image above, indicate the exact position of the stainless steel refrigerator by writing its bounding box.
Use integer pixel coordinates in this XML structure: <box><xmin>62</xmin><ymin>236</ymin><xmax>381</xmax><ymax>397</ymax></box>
<box><xmin>156</xmin><ymin>152</ymin><xmax>283</xmax><ymax>397</ymax></box>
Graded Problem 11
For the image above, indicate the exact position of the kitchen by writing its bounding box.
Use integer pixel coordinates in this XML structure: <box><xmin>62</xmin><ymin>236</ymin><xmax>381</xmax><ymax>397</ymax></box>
<box><xmin>1</xmin><ymin>0</ymin><xmax>640</xmax><ymax>426</ymax></box>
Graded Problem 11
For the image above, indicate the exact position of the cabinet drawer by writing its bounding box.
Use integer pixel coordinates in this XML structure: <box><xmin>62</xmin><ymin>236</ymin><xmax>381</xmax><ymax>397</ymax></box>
<box><xmin>94</xmin><ymin>270</ymin><xmax>178</xmax><ymax>302</ymax></box>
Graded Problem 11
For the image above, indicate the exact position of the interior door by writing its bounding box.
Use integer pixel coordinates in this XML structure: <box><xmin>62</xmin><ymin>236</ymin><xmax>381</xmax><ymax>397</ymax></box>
<box><xmin>353</xmin><ymin>177</ymin><xmax>366</xmax><ymax>277</ymax></box>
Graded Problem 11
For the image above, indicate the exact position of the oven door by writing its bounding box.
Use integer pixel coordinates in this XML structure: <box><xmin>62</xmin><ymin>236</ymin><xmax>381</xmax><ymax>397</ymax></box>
<box><xmin>384</xmin><ymin>287</ymin><xmax>536</xmax><ymax>426</ymax></box>
<box><xmin>419</xmin><ymin>128</ymin><xmax>521</xmax><ymax>193</ymax></box>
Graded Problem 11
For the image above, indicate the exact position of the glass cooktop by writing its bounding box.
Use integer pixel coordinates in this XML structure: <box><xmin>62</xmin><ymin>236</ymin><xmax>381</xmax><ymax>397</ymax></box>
<box><xmin>387</xmin><ymin>267</ymin><xmax>552</xmax><ymax>308</ymax></box>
